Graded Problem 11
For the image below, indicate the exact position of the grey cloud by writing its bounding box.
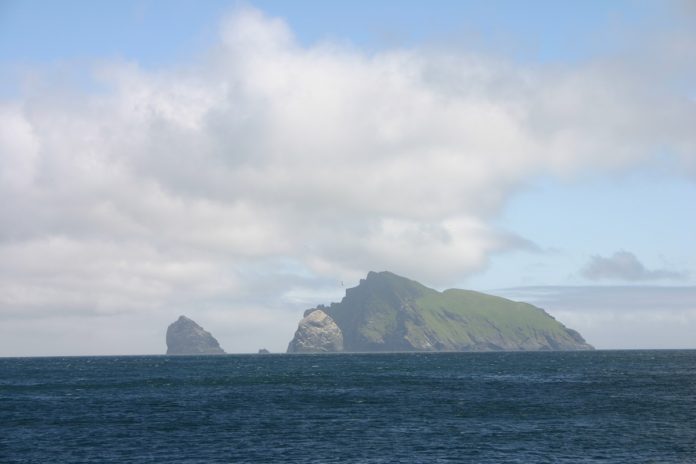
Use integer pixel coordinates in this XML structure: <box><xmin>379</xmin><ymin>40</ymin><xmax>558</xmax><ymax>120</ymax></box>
<box><xmin>581</xmin><ymin>251</ymin><xmax>686</xmax><ymax>282</ymax></box>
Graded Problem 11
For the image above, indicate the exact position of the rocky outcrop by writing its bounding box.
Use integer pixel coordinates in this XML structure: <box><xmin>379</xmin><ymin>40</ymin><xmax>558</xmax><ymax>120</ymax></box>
<box><xmin>286</xmin><ymin>271</ymin><xmax>594</xmax><ymax>353</ymax></box>
<box><xmin>287</xmin><ymin>309</ymin><xmax>344</xmax><ymax>353</ymax></box>
<box><xmin>166</xmin><ymin>315</ymin><xmax>225</xmax><ymax>355</ymax></box>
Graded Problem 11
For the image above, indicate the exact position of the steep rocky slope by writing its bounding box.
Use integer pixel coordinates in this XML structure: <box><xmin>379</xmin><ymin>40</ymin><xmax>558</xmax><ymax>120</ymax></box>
<box><xmin>288</xmin><ymin>271</ymin><xmax>593</xmax><ymax>353</ymax></box>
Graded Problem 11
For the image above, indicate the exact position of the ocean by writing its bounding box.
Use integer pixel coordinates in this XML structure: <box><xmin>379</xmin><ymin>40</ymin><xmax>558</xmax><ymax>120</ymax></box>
<box><xmin>1</xmin><ymin>350</ymin><xmax>695</xmax><ymax>463</ymax></box>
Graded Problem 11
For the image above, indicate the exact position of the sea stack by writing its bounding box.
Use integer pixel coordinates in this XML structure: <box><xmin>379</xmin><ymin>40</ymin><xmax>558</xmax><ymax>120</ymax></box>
<box><xmin>166</xmin><ymin>315</ymin><xmax>225</xmax><ymax>355</ymax></box>
<box><xmin>287</xmin><ymin>309</ymin><xmax>344</xmax><ymax>353</ymax></box>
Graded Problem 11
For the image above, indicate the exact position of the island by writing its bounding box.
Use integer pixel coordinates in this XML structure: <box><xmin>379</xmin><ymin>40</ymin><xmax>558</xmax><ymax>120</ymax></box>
<box><xmin>287</xmin><ymin>271</ymin><xmax>593</xmax><ymax>353</ymax></box>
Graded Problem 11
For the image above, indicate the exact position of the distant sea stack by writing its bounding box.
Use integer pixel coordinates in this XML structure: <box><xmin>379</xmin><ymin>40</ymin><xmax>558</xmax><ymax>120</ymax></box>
<box><xmin>287</xmin><ymin>271</ymin><xmax>593</xmax><ymax>353</ymax></box>
<box><xmin>166</xmin><ymin>315</ymin><xmax>225</xmax><ymax>355</ymax></box>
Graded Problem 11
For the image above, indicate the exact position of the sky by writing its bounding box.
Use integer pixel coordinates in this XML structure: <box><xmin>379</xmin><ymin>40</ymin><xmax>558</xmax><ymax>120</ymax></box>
<box><xmin>0</xmin><ymin>0</ymin><xmax>694</xmax><ymax>355</ymax></box>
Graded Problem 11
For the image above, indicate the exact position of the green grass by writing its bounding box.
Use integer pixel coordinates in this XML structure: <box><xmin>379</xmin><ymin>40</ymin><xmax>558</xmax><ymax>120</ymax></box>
<box><xmin>324</xmin><ymin>271</ymin><xmax>591</xmax><ymax>351</ymax></box>
<box><xmin>416</xmin><ymin>289</ymin><xmax>574</xmax><ymax>348</ymax></box>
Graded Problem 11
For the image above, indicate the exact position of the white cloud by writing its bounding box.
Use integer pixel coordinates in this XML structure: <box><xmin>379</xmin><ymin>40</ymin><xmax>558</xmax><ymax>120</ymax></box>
<box><xmin>1</xmin><ymin>7</ymin><xmax>695</xmax><ymax>354</ymax></box>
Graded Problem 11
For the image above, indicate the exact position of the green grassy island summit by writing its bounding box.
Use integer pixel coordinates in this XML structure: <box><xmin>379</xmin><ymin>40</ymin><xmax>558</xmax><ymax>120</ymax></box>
<box><xmin>287</xmin><ymin>271</ymin><xmax>593</xmax><ymax>353</ymax></box>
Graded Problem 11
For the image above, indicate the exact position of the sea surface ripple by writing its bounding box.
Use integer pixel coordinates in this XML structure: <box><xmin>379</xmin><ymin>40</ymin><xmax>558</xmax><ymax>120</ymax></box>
<box><xmin>1</xmin><ymin>350</ymin><xmax>695</xmax><ymax>463</ymax></box>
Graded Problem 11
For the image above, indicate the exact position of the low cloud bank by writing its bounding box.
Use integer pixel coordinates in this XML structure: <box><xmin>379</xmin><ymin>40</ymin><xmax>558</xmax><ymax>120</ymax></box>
<box><xmin>493</xmin><ymin>286</ymin><xmax>696</xmax><ymax>349</ymax></box>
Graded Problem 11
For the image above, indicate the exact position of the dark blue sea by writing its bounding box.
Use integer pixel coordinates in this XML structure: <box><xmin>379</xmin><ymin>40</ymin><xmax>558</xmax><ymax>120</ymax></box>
<box><xmin>1</xmin><ymin>351</ymin><xmax>695</xmax><ymax>463</ymax></box>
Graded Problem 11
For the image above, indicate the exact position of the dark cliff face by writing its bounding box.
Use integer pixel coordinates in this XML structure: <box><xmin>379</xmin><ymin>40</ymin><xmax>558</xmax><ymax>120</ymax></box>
<box><xmin>166</xmin><ymin>315</ymin><xmax>225</xmax><ymax>355</ymax></box>
<box><xmin>322</xmin><ymin>271</ymin><xmax>436</xmax><ymax>352</ymax></box>
<box><xmin>287</xmin><ymin>271</ymin><xmax>593</xmax><ymax>353</ymax></box>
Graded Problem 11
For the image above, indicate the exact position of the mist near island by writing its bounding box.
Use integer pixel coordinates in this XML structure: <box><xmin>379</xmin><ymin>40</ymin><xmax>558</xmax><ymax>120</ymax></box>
<box><xmin>1</xmin><ymin>3</ymin><xmax>695</xmax><ymax>356</ymax></box>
